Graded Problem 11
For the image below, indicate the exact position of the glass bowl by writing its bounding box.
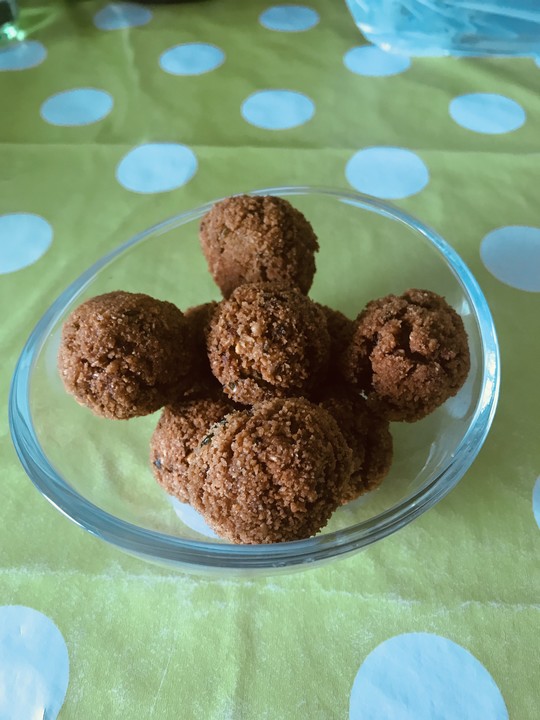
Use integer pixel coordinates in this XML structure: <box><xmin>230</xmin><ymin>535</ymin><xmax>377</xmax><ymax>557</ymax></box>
<box><xmin>9</xmin><ymin>186</ymin><xmax>500</xmax><ymax>575</ymax></box>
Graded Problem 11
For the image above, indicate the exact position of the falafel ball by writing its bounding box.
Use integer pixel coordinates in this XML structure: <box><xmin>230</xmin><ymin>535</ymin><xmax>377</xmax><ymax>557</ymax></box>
<box><xmin>187</xmin><ymin>398</ymin><xmax>353</xmax><ymax>544</ymax></box>
<box><xmin>199</xmin><ymin>194</ymin><xmax>319</xmax><ymax>298</ymax></box>
<box><xmin>150</xmin><ymin>397</ymin><xmax>235</xmax><ymax>503</ymax></box>
<box><xmin>58</xmin><ymin>291</ymin><xmax>191</xmax><ymax>419</ymax></box>
<box><xmin>319</xmin><ymin>384</ymin><xmax>393</xmax><ymax>504</ymax></box>
<box><xmin>341</xmin><ymin>289</ymin><xmax>470</xmax><ymax>422</ymax></box>
<box><xmin>316</xmin><ymin>304</ymin><xmax>355</xmax><ymax>375</ymax></box>
<box><xmin>178</xmin><ymin>302</ymin><xmax>222</xmax><ymax>400</ymax></box>
<box><xmin>207</xmin><ymin>283</ymin><xmax>330</xmax><ymax>404</ymax></box>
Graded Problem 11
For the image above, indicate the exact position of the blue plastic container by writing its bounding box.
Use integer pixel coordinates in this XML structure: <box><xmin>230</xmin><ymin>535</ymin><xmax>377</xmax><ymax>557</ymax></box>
<box><xmin>345</xmin><ymin>0</ymin><xmax>540</xmax><ymax>56</ymax></box>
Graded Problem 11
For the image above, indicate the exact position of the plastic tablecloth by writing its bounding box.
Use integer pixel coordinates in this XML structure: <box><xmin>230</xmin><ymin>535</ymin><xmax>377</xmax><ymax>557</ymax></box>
<box><xmin>1</xmin><ymin>1</ymin><xmax>539</xmax><ymax>718</ymax></box>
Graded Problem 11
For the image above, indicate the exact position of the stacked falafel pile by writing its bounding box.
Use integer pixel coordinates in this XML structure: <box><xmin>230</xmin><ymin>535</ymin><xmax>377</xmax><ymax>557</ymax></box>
<box><xmin>58</xmin><ymin>195</ymin><xmax>470</xmax><ymax>544</ymax></box>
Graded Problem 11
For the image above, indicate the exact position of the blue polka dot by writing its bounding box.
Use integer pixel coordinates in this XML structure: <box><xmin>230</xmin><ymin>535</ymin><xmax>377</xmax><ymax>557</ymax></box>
<box><xmin>116</xmin><ymin>143</ymin><xmax>198</xmax><ymax>194</ymax></box>
<box><xmin>259</xmin><ymin>5</ymin><xmax>319</xmax><ymax>32</ymax></box>
<box><xmin>159</xmin><ymin>43</ymin><xmax>225</xmax><ymax>76</ymax></box>
<box><xmin>169</xmin><ymin>497</ymin><xmax>218</xmax><ymax>539</ymax></box>
<box><xmin>0</xmin><ymin>213</ymin><xmax>53</xmax><ymax>274</ymax></box>
<box><xmin>0</xmin><ymin>41</ymin><xmax>47</xmax><ymax>71</ymax></box>
<box><xmin>350</xmin><ymin>633</ymin><xmax>508</xmax><ymax>720</ymax></box>
<box><xmin>93</xmin><ymin>2</ymin><xmax>152</xmax><ymax>30</ymax></box>
<box><xmin>346</xmin><ymin>146</ymin><xmax>429</xmax><ymax>199</ymax></box>
<box><xmin>0</xmin><ymin>605</ymin><xmax>69</xmax><ymax>720</ymax></box>
<box><xmin>242</xmin><ymin>90</ymin><xmax>314</xmax><ymax>130</ymax></box>
<box><xmin>40</xmin><ymin>88</ymin><xmax>113</xmax><ymax>127</ymax></box>
<box><xmin>449</xmin><ymin>93</ymin><xmax>525</xmax><ymax>134</ymax></box>
<box><xmin>481</xmin><ymin>226</ymin><xmax>540</xmax><ymax>292</ymax></box>
<box><xmin>344</xmin><ymin>46</ymin><xmax>410</xmax><ymax>76</ymax></box>
<box><xmin>533</xmin><ymin>477</ymin><xmax>540</xmax><ymax>529</ymax></box>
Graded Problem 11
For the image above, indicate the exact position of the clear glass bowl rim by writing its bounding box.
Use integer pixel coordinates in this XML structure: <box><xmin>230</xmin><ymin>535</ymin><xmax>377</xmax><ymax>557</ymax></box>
<box><xmin>9</xmin><ymin>186</ymin><xmax>500</xmax><ymax>571</ymax></box>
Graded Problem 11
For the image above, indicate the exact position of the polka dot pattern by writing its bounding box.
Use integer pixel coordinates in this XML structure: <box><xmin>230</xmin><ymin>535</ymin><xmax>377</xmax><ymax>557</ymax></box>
<box><xmin>2</xmin><ymin>2</ymin><xmax>539</xmax><ymax>717</ymax></box>
<box><xmin>242</xmin><ymin>90</ymin><xmax>315</xmax><ymax>130</ymax></box>
<box><xmin>160</xmin><ymin>43</ymin><xmax>225</xmax><ymax>76</ymax></box>
<box><xmin>344</xmin><ymin>45</ymin><xmax>411</xmax><ymax>76</ymax></box>
<box><xmin>481</xmin><ymin>226</ymin><xmax>540</xmax><ymax>292</ymax></box>
<box><xmin>40</xmin><ymin>88</ymin><xmax>113</xmax><ymax>127</ymax></box>
<box><xmin>0</xmin><ymin>41</ymin><xmax>47</xmax><ymax>71</ymax></box>
<box><xmin>259</xmin><ymin>5</ymin><xmax>319</xmax><ymax>32</ymax></box>
<box><xmin>449</xmin><ymin>94</ymin><xmax>526</xmax><ymax>134</ymax></box>
<box><xmin>93</xmin><ymin>2</ymin><xmax>152</xmax><ymax>30</ymax></box>
<box><xmin>0</xmin><ymin>606</ymin><xmax>69</xmax><ymax>720</ymax></box>
<box><xmin>533</xmin><ymin>477</ymin><xmax>540</xmax><ymax>529</ymax></box>
<box><xmin>350</xmin><ymin>633</ymin><xmax>508</xmax><ymax>720</ymax></box>
<box><xmin>116</xmin><ymin>143</ymin><xmax>198</xmax><ymax>193</ymax></box>
<box><xmin>346</xmin><ymin>146</ymin><xmax>429</xmax><ymax>199</ymax></box>
<box><xmin>0</xmin><ymin>214</ymin><xmax>53</xmax><ymax>274</ymax></box>
<box><xmin>169</xmin><ymin>497</ymin><xmax>218</xmax><ymax>539</ymax></box>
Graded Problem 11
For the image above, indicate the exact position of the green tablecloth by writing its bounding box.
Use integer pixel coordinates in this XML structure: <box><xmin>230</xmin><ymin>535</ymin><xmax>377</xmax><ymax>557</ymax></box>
<box><xmin>1</xmin><ymin>1</ymin><xmax>539</xmax><ymax>718</ymax></box>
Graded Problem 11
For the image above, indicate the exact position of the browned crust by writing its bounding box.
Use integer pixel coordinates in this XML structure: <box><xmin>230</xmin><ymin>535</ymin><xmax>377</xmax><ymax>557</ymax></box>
<box><xmin>199</xmin><ymin>194</ymin><xmax>319</xmax><ymax>298</ymax></box>
<box><xmin>207</xmin><ymin>283</ymin><xmax>330</xmax><ymax>404</ymax></box>
<box><xmin>58</xmin><ymin>291</ymin><xmax>191</xmax><ymax>419</ymax></box>
<box><xmin>187</xmin><ymin>398</ymin><xmax>353</xmax><ymax>543</ymax></box>
<box><xmin>341</xmin><ymin>289</ymin><xmax>470</xmax><ymax>422</ymax></box>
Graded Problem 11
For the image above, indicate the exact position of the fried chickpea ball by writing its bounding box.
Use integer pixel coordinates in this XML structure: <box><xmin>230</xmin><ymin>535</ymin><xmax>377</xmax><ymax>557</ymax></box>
<box><xmin>318</xmin><ymin>384</ymin><xmax>393</xmax><ymax>504</ymax></box>
<box><xmin>58</xmin><ymin>291</ymin><xmax>191</xmax><ymax>419</ymax></box>
<box><xmin>177</xmin><ymin>302</ymin><xmax>222</xmax><ymax>400</ymax></box>
<box><xmin>150</xmin><ymin>397</ymin><xmax>235</xmax><ymax>503</ymax></box>
<box><xmin>316</xmin><ymin>304</ymin><xmax>355</xmax><ymax>375</ymax></box>
<box><xmin>187</xmin><ymin>398</ymin><xmax>353</xmax><ymax>544</ymax></box>
<box><xmin>199</xmin><ymin>194</ymin><xmax>319</xmax><ymax>298</ymax></box>
<box><xmin>341</xmin><ymin>289</ymin><xmax>470</xmax><ymax>422</ymax></box>
<box><xmin>207</xmin><ymin>283</ymin><xmax>330</xmax><ymax>404</ymax></box>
